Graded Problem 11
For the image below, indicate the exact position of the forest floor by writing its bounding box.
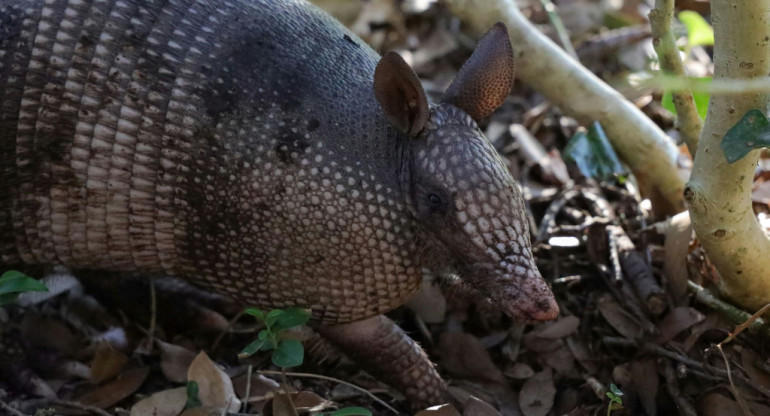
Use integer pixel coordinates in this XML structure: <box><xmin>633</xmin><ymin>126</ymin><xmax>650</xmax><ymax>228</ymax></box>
<box><xmin>3</xmin><ymin>1</ymin><xmax>770</xmax><ymax>415</ymax></box>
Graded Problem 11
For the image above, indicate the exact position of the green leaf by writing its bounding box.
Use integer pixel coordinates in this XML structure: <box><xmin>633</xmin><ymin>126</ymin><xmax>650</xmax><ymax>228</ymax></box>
<box><xmin>0</xmin><ymin>271</ymin><xmax>48</xmax><ymax>304</ymax></box>
<box><xmin>661</xmin><ymin>77</ymin><xmax>711</xmax><ymax>120</ymax></box>
<box><xmin>238</xmin><ymin>337</ymin><xmax>272</xmax><ymax>359</ymax></box>
<box><xmin>721</xmin><ymin>109</ymin><xmax>770</xmax><ymax>163</ymax></box>
<box><xmin>679</xmin><ymin>11</ymin><xmax>714</xmax><ymax>47</ymax></box>
<box><xmin>329</xmin><ymin>407</ymin><xmax>373</xmax><ymax>416</ymax></box>
<box><xmin>0</xmin><ymin>270</ymin><xmax>27</xmax><ymax>283</ymax></box>
<box><xmin>244</xmin><ymin>307</ymin><xmax>265</xmax><ymax>322</ymax></box>
<box><xmin>0</xmin><ymin>293</ymin><xmax>21</xmax><ymax>306</ymax></box>
<box><xmin>271</xmin><ymin>307</ymin><xmax>311</xmax><ymax>332</ymax></box>
<box><xmin>563</xmin><ymin>122</ymin><xmax>626</xmax><ymax>182</ymax></box>
<box><xmin>185</xmin><ymin>381</ymin><xmax>202</xmax><ymax>409</ymax></box>
<box><xmin>609</xmin><ymin>383</ymin><xmax>623</xmax><ymax>397</ymax></box>
<box><xmin>258</xmin><ymin>329</ymin><xmax>270</xmax><ymax>340</ymax></box>
<box><xmin>265</xmin><ymin>309</ymin><xmax>285</xmax><ymax>329</ymax></box>
<box><xmin>272</xmin><ymin>339</ymin><xmax>304</xmax><ymax>368</ymax></box>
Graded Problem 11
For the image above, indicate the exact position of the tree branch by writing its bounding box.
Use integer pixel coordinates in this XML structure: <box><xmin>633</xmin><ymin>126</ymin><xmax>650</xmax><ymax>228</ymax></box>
<box><xmin>685</xmin><ymin>0</ymin><xmax>770</xmax><ymax>313</ymax></box>
<box><xmin>444</xmin><ymin>0</ymin><xmax>686</xmax><ymax>213</ymax></box>
<box><xmin>648</xmin><ymin>0</ymin><xmax>702</xmax><ymax>156</ymax></box>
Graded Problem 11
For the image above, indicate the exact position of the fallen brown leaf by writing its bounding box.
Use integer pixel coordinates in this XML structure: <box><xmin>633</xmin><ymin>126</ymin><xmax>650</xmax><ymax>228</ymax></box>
<box><xmin>74</xmin><ymin>366</ymin><xmax>150</xmax><ymax>410</ymax></box>
<box><xmin>90</xmin><ymin>342</ymin><xmax>128</xmax><ymax>384</ymax></box>
<box><xmin>158</xmin><ymin>340</ymin><xmax>197</xmax><ymax>383</ymax></box>
<box><xmin>439</xmin><ymin>332</ymin><xmax>505</xmax><ymax>382</ymax></box>
<box><xmin>129</xmin><ymin>387</ymin><xmax>187</xmax><ymax>416</ymax></box>
<box><xmin>187</xmin><ymin>351</ymin><xmax>240</xmax><ymax>413</ymax></box>
<box><xmin>652</xmin><ymin>306</ymin><xmax>705</xmax><ymax>344</ymax></box>
<box><xmin>519</xmin><ymin>368</ymin><xmax>555</xmax><ymax>416</ymax></box>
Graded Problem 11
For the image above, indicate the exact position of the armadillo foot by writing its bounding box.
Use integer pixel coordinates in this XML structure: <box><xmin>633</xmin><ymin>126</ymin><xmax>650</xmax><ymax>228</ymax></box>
<box><xmin>317</xmin><ymin>315</ymin><xmax>448</xmax><ymax>409</ymax></box>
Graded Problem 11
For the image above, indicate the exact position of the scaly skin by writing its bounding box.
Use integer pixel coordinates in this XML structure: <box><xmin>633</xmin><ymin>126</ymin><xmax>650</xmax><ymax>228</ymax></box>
<box><xmin>0</xmin><ymin>0</ymin><xmax>557</xmax><ymax>407</ymax></box>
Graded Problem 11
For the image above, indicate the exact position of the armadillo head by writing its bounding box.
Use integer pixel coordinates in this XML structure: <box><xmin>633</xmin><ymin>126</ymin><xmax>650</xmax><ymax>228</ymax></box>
<box><xmin>373</xmin><ymin>23</ymin><xmax>558</xmax><ymax>323</ymax></box>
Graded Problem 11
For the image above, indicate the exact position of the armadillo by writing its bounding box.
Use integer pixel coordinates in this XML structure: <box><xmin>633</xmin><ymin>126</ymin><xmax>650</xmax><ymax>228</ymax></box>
<box><xmin>0</xmin><ymin>0</ymin><xmax>559</xmax><ymax>407</ymax></box>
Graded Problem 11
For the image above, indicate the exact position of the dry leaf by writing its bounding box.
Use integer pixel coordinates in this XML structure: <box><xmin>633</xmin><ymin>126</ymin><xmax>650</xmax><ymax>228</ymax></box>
<box><xmin>415</xmin><ymin>403</ymin><xmax>463</xmax><ymax>416</ymax></box>
<box><xmin>90</xmin><ymin>342</ymin><xmax>129</xmax><ymax>384</ymax></box>
<box><xmin>158</xmin><ymin>340</ymin><xmax>197</xmax><ymax>383</ymax></box>
<box><xmin>75</xmin><ymin>367</ymin><xmax>150</xmax><ymax>410</ymax></box>
<box><xmin>439</xmin><ymin>332</ymin><xmax>505</xmax><ymax>382</ymax></box>
<box><xmin>519</xmin><ymin>368</ymin><xmax>555</xmax><ymax>416</ymax></box>
<box><xmin>129</xmin><ymin>387</ymin><xmax>187</xmax><ymax>416</ymax></box>
<box><xmin>538</xmin><ymin>343</ymin><xmax>575</xmax><ymax>376</ymax></box>
<box><xmin>288</xmin><ymin>391</ymin><xmax>334</xmax><ymax>412</ymax></box>
<box><xmin>741</xmin><ymin>348</ymin><xmax>770</xmax><ymax>392</ymax></box>
<box><xmin>187</xmin><ymin>351</ymin><xmax>241</xmax><ymax>413</ymax></box>
<box><xmin>463</xmin><ymin>396</ymin><xmax>502</xmax><ymax>416</ymax></box>
<box><xmin>535</xmin><ymin>316</ymin><xmax>580</xmax><ymax>339</ymax></box>
<box><xmin>504</xmin><ymin>363</ymin><xmax>534</xmax><ymax>380</ymax></box>
<box><xmin>597</xmin><ymin>293</ymin><xmax>643</xmax><ymax>339</ymax></box>
<box><xmin>232</xmin><ymin>373</ymin><xmax>281</xmax><ymax>400</ymax></box>
<box><xmin>565</xmin><ymin>337</ymin><xmax>597</xmax><ymax>374</ymax></box>
<box><xmin>697</xmin><ymin>392</ymin><xmax>742</xmax><ymax>416</ymax></box>
<box><xmin>652</xmin><ymin>307</ymin><xmax>705</xmax><ymax>344</ymax></box>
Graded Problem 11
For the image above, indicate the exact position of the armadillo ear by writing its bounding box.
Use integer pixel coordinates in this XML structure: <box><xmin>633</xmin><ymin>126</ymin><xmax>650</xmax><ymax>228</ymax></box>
<box><xmin>441</xmin><ymin>23</ymin><xmax>515</xmax><ymax>121</ymax></box>
<box><xmin>374</xmin><ymin>51</ymin><xmax>429</xmax><ymax>137</ymax></box>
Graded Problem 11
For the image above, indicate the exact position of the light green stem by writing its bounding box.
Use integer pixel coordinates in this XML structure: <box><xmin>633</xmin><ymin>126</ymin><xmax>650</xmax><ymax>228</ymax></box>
<box><xmin>648</xmin><ymin>0</ymin><xmax>702</xmax><ymax>156</ymax></box>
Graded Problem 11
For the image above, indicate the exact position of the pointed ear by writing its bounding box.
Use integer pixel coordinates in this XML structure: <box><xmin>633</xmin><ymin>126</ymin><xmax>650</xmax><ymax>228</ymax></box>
<box><xmin>374</xmin><ymin>51</ymin><xmax>429</xmax><ymax>137</ymax></box>
<box><xmin>441</xmin><ymin>22</ymin><xmax>515</xmax><ymax>121</ymax></box>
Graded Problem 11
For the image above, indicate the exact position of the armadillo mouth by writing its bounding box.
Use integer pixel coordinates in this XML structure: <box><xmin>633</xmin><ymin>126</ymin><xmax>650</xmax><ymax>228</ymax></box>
<box><xmin>453</xmin><ymin>259</ymin><xmax>559</xmax><ymax>323</ymax></box>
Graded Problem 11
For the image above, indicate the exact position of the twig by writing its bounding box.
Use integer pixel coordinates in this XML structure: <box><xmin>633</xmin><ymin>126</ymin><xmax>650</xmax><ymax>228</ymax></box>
<box><xmin>258</xmin><ymin>370</ymin><xmax>399</xmax><ymax>415</ymax></box>
<box><xmin>50</xmin><ymin>399</ymin><xmax>113</xmax><ymax>416</ymax></box>
<box><xmin>0</xmin><ymin>397</ymin><xmax>30</xmax><ymax>416</ymax></box>
<box><xmin>148</xmin><ymin>276</ymin><xmax>157</xmax><ymax>352</ymax></box>
<box><xmin>687</xmin><ymin>281</ymin><xmax>770</xmax><ymax>339</ymax></box>
<box><xmin>243</xmin><ymin>364</ymin><xmax>253</xmax><ymax>413</ymax></box>
<box><xmin>662</xmin><ymin>360</ymin><xmax>698</xmax><ymax>416</ymax></box>
<box><xmin>537</xmin><ymin>0</ymin><xmax>577</xmax><ymax>59</ymax></box>
<box><xmin>211</xmin><ymin>308</ymin><xmax>247</xmax><ymax>351</ymax></box>
<box><xmin>604</xmin><ymin>336</ymin><xmax>770</xmax><ymax>399</ymax></box>
<box><xmin>445</xmin><ymin>0</ymin><xmax>686</xmax><ymax>212</ymax></box>
<box><xmin>648</xmin><ymin>0</ymin><xmax>702</xmax><ymax>155</ymax></box>
<box><xmin>714</xmin><ymin>344</ymin><xmax>755</xmax><ymax>416</ymax></box>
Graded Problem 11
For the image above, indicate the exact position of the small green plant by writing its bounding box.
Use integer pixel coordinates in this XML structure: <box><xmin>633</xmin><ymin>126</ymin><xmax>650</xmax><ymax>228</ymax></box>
<box><xmin>184</xmin><ymin>381</ymin><xmax>202</xmax><ymax>409</ymax></box>
<box><xmin>239</xmin><ymin>308</ymin><xmax>372</xmax><ymax>416</ymax></box>
<box><xmin>0</xmin><ymin>270</ymin><xmax>48</xmax><ymax>306</ymax></box>
<box><xmin>606</xmin><ymin>383</ymin><xmax>624</xmax><ymax>415</ymax></box>
<box><xmin>238</xmin><ymin>307</ymin><xmax>311</xmax><ymax>367</ymax></box>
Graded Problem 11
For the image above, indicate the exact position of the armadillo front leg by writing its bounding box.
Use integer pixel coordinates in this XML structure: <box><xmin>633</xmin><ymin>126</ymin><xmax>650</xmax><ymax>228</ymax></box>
<box><xmin>317</xmin><ymin>315</ymin><xmax>448</xmax><ymax>409</ymax></box>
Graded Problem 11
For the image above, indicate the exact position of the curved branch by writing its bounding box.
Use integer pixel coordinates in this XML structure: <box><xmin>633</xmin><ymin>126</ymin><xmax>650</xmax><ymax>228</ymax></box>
<box><xmin>445</xmin><ymin>0</ymin><xmax>685</xmax><ymax>213</ymax></box>
<box><xmin>685</xmin><ymin>0</ymin><xmax>770</xmax><ymax>312</ymax></box>
<box><xmin>648</xmin><ymin>0</ymin><xmax>702</xmax><ymax>156</ymax></box>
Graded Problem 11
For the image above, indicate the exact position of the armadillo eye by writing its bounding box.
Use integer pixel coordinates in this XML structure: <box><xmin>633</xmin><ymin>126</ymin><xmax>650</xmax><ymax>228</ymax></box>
<box><xmin>427</xmin><ymin>193</ymin><xmax>442</xmax><ymax>206</ymax></box>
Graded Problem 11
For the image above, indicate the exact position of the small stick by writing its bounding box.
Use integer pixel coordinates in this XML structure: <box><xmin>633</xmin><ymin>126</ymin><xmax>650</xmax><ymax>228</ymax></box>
<box><xmin>648</xmin><ymin>0</ymin><xmax>703</xmax><ymax>155</ymax></box>
<box><xmin>537</xmin><ymin>0</ymin><xmax>578</xmax><ymax>59</ymax></box>
<box><xmin>258</xmin><ymin>370</ymin><xmax>399</xmax><ymax>414</ymax></box>
<box><xmin>662</xmin><ymin>360</ymin><xmax>698</xmax><ymax>416</ymax></box>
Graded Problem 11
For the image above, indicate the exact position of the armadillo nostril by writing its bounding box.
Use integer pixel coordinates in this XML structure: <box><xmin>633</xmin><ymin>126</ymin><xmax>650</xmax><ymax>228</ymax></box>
<box><xmin>532</xmin><ymin>296</ymin><xmax>559</xmax><ymax>321</ymax></box>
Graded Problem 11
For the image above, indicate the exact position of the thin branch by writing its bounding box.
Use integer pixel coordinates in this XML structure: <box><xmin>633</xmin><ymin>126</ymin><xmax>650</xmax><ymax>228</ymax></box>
<box><xmin>445</xmin><ymin>0</ymin><xmax>686</xmax><ymax>213</ymax></box>
<box><xmin>258</xmin><ymin>370</ymin><xmax>400</xmax><ymax>415</ymax></box>
<box><xmin>538</xmin><ymin>0</ymin><xmax>577</xmax><ymax>59</ymax></box>
<box><xmin>648</xmin><ymin>0</ymin><xmax>702</xmax><ymax>155</ymax></box>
